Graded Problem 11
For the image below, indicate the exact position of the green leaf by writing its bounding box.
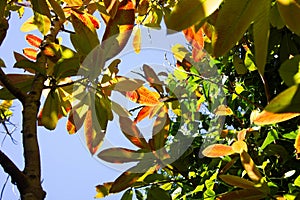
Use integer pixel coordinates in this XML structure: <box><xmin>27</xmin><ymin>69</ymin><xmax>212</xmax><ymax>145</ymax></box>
<box><xmin>30</xmin><ymin>0</ymin><xmax>51</xmax><ymax>18</ymax></box>
<box><xmin>244</xmin><ymin>50</ymin><xmax>257</xmax><ymax>71</ymax></box>
<box><xmin>294</xmin><ymin>175</ymin><xmax>300</xmax><ymax>187</ymax></box>
<box><xmin>270</xmin><ymin>3</ymin><xmax>285</xmax><ymax>29</ymax></box>
<box><xmin>277</xmin><ymin>0</ymin><xmax>300</xmax><ymax>36</ymax></box>
<box><xmin>140</xmin><ymin>5</ymin><xmax>162</xmax><ymax>28</ymax></box>
<box><xmin>164</xmin><ymin>0</ymin><xmax>223</xmax><ymax>32</ymax></box>
<box><xmin>53</xmin><ymin>56</ymin><xmax>80</xmax><ymax>79</ymax></box>
<box><xmin>283</xmin><ymin>131</ymin><xmax>298</xmax><ymax>140</ymax></box>
<box><xmin>147</xmin><ymin>187</ymin><xmax>171</xmax><ymax>200</ymax></box>
<box><xmin>97</xmin><ymin>147</ymin><xmax>144</xmax><ymax>163</ymax></box>
<box><xmin>265</xmin><ymin>84</ymin><xmax>300</xmax><ymax>113</ymax></box>
<box><xmin>233</xmin><ymin>54</ymin><xmax>247</xmax><ymax>75</ymax></box>
<box><xmin>39</xmin><ymin>90</ymin><xmax>60</xmax><ymax>130</ymax></box>
<box><xmin>95</xmin><ymin>182</ymin><xmax>113</xmax><ymax>198</ymax></box>
<box><xmin>95</xmin><ymin>92</ymin><xmax>113</xmax><ymax>131</ymax></box>
<box><xmin>33</xmin><ymin>12</ymin><xmax>51</xmax><ymax>35</ymax></box>
<box><xmin>14</xmin><ymin>60</ymin><xmax>46</xmax><ymax>74</ymax></box>
<box><xmin>70</xmin><ymin>13</ymin><xmax>99</xmax><ymax>56</ymax></box>
<box><xmin>217</xmin><ymin>188</ymin><xmax>267</xmax><ymax>200</ymax></box>
<box><xmin>144</xmin><ymin>174</ymin><xmax>168</xmax><ymax>184</ymax></box>
<box><xmin>260</xmin><ymin>129</ymin><xmax>278</xmax><ymax>150</ymax></box>
<box><xmin>212</xmin><ymin>0</ymin><xmax>261</xmax><ymax>57</ymax></box>
<box><xmin>253</xmin><ymin>0</ymin><xmax>270</xmax><ymax>75</ymax></box>
<box><xmin>121</xmin><ymin>189</ymin><xmax>133</xmax><ymax>200</ymax></box>
<box><xmin>48</xmin><ymin>0</ymin><xmax>66</xmax><ymax>22</ymax></box>
<box><xmin>279</xmin><ymin>55</ymin><xmax>300</xmax><ymax>87</ymax></box>
<box><xmin>219</xmin><ymin>175</ymin><xmax>255</xmax><ymax>189</ymax></box>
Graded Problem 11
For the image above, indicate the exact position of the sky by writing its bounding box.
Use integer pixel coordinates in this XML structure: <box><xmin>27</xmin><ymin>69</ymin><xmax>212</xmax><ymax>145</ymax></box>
<box><xmin>0</xmin><ymin>7</ymin><xmax>188</xmax><ymax>200</ymax></box>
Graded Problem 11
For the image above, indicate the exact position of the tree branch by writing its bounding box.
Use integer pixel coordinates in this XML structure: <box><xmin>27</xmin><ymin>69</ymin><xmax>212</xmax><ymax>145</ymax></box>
<box><xmin>0</xmin><ymin>68</ymin><xmax>26</xmax><ymax>103</ymax></box>
<box><xmin>0</xmin><ymin>150</ymin><xmax>28</xmax><ymax>191</ymax></box>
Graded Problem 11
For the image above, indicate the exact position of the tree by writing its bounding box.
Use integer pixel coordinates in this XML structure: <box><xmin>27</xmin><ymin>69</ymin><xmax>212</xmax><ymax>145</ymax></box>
<box><xmin>0</xmin><ymin>0</ymin><xmax>300</xmax><ymax>199</ymax></box>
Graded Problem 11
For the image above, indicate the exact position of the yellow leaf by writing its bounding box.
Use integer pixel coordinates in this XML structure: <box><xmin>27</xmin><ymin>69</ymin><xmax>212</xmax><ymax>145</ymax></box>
<box><xmin>214</xmin><ymin>105</ymin><xmax>233</xmax><ymax>116</ymax></box>
<box><xmin>295</xmin><ymin>127</ymin><xmax>300</xmax><ymax>159</ymax></box>
<box><xmin>232</xmin><ymin>141</ymin><xmax>248</xmax><ymax>154</ymax></box>
<box><xmin>20</xmin><ymin>16</ymin><xmax>38</xmax><ymax>32</ymax></box>
<box><xmin>133</xmin><ymin>26</ymin><xmax>141</xmax><ymax>54</ymax></box>
<box><xmin>240</xmin><ymin>151</ymin><xmax>262</xmax><ymax>182</ymax></box>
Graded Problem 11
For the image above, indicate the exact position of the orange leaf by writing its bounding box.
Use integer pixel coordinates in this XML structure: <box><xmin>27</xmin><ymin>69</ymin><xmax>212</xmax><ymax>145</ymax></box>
<box><xmin>23</xmin><ymin>48</ymin><xmax>39</xmax><ymax>60</ymax></box>
<box><xmin>126</xmin><ymin>86</ymin><xmax>160</xmax><ymax>106</ymax></box>
<box><xmin>183</xmin><ymin>26</ymin><xmax>205</xmax><ymax>62</ymax></box>
<box><xmin>202</xmin><ymin>144</ymin><xmax>235</xmax><ymax>157</ymax></box>
<box><xmin>25</xmin><ymin>34</ymin><xmax>42</xmax><ymax>48</ymax></box>
<box><xmin>134</xmin><ymin>106</ymin><xmax>153</xmax><ymax>123</ymax></box>
<box><xmin>71</xmin><ymin>9</ymin><xmax>99</xmax><ymax>31</ymax></box>
<box><xmin>240</xmin><ymin>151</ymin><xmax>262</xmax><ymax>182</ymax></box>
<box><xmin>237</xmin><ymin>129</ymin><xmax>248</xmax><ymax>141</ymax></box>
<box><xmin>119</xmin><ymin>116</ymin><xmax>150</xmax><ymax>149</ymax></box>
<box><xmin>133</xmin><ymin>26</ymin><xmax>141</xmax><ymax>54</ymax></box>
<box><xmin>251</xmin><ymin>110</ymin><xmax>300</xmax><ymax>125</ymax></box>
<box><xmin>84</xmin><ymin>109</ymin><xmax>105</xmax><ymax>155</ymax></box>
<box><xmin>295</xmin><ymin>127</ymin><xmax>300</xmax><ymax>159</ymax></box>
<box><xmin>214</xmin><ymin>105</ymin><xmax>233</xmax><ymax>116</ymax></box>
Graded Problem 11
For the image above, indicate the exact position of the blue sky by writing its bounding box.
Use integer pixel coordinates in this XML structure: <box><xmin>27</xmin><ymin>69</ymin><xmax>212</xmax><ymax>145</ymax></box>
<box><xmin>0</xmin><ymin>7</ymin><xmax>188</xmax><ymax>200</ymax></box>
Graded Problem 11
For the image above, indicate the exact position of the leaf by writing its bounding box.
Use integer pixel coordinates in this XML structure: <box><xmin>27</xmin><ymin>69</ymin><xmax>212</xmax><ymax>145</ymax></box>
<box><xmin>119</xmin><ymin>116</ymin><xmax>150</xmax><ymax>149</ymax></box>
<box><xmin>183</xmin><ymin>26</ymin><xmax>205</xmax><ymax>62</ymax></box>
<box><xmin>98</xmin><ymin>147</ymin><xmax>144</xmax><ymax>163</ymax></box>
<box><xmin>66</xmin><ymin>103</ymin><xmax>88</xmax><ymax>134</ymax></box>
<box><xmin>0</xmin><ymin>58</ymin><xmax>5</xmax><ymax>68</ymax></box>
<box><xmin>212</xmin><ymin>0</ymin><xmax>261</xmax><ymax>57</ymax></box>
<box><xmin>253</xmin><ymin>0</ymin><xmax>270</xmax><ymax>75</ymax></box>
<box><xmin>216</xmin><ymin>188</ymin><xmax>267</xmax><ymax>200</ymax></box>
<box><xmin>134</xmin><ymin>106</ymin><xmax>153</xmax><ymax>123</ymax></box>
<box><xmin>101</xmin><ymin>0</ymin><xmax>135</xmax><ymax>60</ymax></box>
<box><xmin>164</xmin><ymin>0</ymin><xmax>223</xmax><ymax>32</ymax></box>
<box><xmin>143</xmin><ymin>64</ymin><xmax>164</xmax><ymax>94</ymax></box>
<box><xmin>53</xmin><ymin>56</ymin><xmax>80</xmax><ymax>79</ymax></box>
<box><xmin>294</xmin><ymin>175</ymin><xmax>300</xmax><ymax>187</ymax></box>
<box><xmin>48</xmin><ymin>0</ymin><xmax>66</xmax><ymax>22</ymax></box>
<box><xmin>133</xmin><ymin>26</ymin><xmax>141</xmax><ymax>54</ymax></box>
<box><xmin>151</xmin><ymin>106</ymin><xmax>170</xmax><ymax>150</ymax></box>
<box><xmin>111</xmin><ymin>101</ymin><xmax>131</xmax><ymax>117</ymax></box>
<box><xmin>95</xmin><ymin>92</ymin><xmax>113</xmax><ymax>131</ymax></box>
<box><xmin>240</xmin><ymin>151</ymin><xmax>262</xmax><ymax>182</ymax></box>
<box><xmin>233</xmin><ymin>54</ymin><xmax>248</xmax><ymax>75</ymax></box>
<box><xmin>244</xmin><ymin>50</ymin><xmax>257</xmax><ymax>71</ymax></box>
<box><xmin>31</xmin><ymin>0</ymin><xmax>51</xmax><ymax>18</ymax></box>
<box><xmin>269</xmin><ymin>3</ymin><xmax>285</xmax><ymax>29</ymax></box>
<box><xmin>113</xmin><ymin>77</ymin><xmax>145</xmax><ymax>92</ymax></box>
<box><xmin>202</xmin><ymin>144</ymin><xmax>235</xmax><ymax>157</ymax></box>
<box><xmin>252</xmin><ymin>85</ymin><xmax>300</xmax><ymax>125</ymax></box>
<box><xmin>0</xmin><ymin>74</ymin><xmax>34</xmax><ymax>100</ymax></box>
<box><xmin>33</xmin><ymin>12</ymin><xmax>51</xmax><ymax>35</ymax></box>
<box><xmin>61</xmin><ymin>0</ymin><xmax>83</xmax><ymax>7</ymax></box>
<box><xmin>121</xmin><ymin>189</ymin><xmax>133</xmax><ymax>200</ymax></box>
<box><xmin>14</xmin><ymin>59</ymin><xmax>46</xmax><ymax>74</ymax></box>
<box><xmin>279</xmin><ymin>55</ymin><xmax>300</xmax><ymax>87</ymax></box>
<box><xmin>23</xmin><ymin>48</ymin><xmax>39</xmax><ymax>61</ymax></box>
<box><xmin>70</xmin><ymin>10</ymin><xmax>100</xmax><ymax>31</ymax></box>
<box><xmin>95</xmin><ymin>182</ymin><xmax>113</xmax><ymax>198</ymax></box>
<box><xmin>295</xmin><ymin>128</ymin><xmax>300</xmax><ymax>159</ymax></box>
<box><xmin>214</xmin><ymin>105</ymin><xmax>233</xmax><ymax>116</ymax></box>
<box><xmin>84</xmin><ymin>109</ymin><xmax>105</xmax><ymax>155</ymax></box>
<box><xmin>219</xmin><ymin>175</ymin><xmax>255</xmax><ymax>189</ymax></box>
<box><xmin>39</xmin><ymin>90</ymin><xmax>60</xmax><ymax>130</ymax></box>
<box><xmin>147</xmin><ymin>187</ymin><xmax>171</xmax><ymax>200</ymax></box>
<box><xmin>277</xmin><ymin>0</ymin><xmax>300</xmax><ymax>36</ymax></box>
<box><xmin>25</xmin><ymin>34</ymin><xmax>42</xmax><ymax>48</ymax></box>
<box><xmin>139</xmin><ymin>5</ymin><xmax>162</xmax><ymax>28</ymax></box>
<box><xmin>260</xmin><ymin>129</ymin><xmax>278</xmax><ymax>150</ymax></box>
<box><xmin>70</xmin><ymin>12</ymin><xmax>99</xmax><ymax>56</ymax></box>
<box><xmin>126</xmin><ymin>86</ymin><xmax>160</xmax><ymax>106</ymax></box>
<box><xmin>20</xmin><ymin>16</ymin><xmax>38</xmax><ymax>32</ymax></box>
<box><xmin>232</xmin><ymin>141</ymin><xmax>248</xmax><ymax>154</ymax></box>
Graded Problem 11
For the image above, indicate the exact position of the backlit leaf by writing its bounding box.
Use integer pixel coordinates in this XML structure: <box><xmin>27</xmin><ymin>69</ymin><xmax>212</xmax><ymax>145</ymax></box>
<box><xmin>140</xmin><ymin>5</ymin><xmax>162</xmax><ymax>28</ymax></box>
<box><xmin>33</xmin><ymin>12</ymin><xmax>51</xmax><ymax>35</ymax></box>
<box><xmin>98</xmin><ymin>147</ymin><xmax>144</xmax><ymax>163</ymax></box>
<box><xmin>84</xmin><ymin>109</ymin><xmax>104</xmax><ymax>155</ymax></box>
<box><xmin>279</xmin><ymin>55</ymin><xmax>300</xmax><ymax>86</ymax></box>
<box><xmin>261</xmin><ymin>129</ymin><xmax>278</xmax><ymax>150</ymax></box>
<box><xmin>23</xmin><ymin>47</ymin><xmax>39</xmax><ymax>61</ymax></box>
<box><xmin>232</xmin><ymin>141</ymin><xmax>248</xmax><ymax>154</ymax></box>
<box><xmin>214</xmin><ymin>105</ymin><xmax>233</xmax><ymax>116</ymax></box>
<box><xmin>240</xmin><ymin>151</ymin><xmax>262</xmax><ymax>182</ymax></box>
<box><xmin>277</xmin><ymin>0</ymin><xmax>300</xmax><ymax>36</ymax></box>
<box><xmin>253</xmin><ymin>0</ymin><xmax>270</xmax><ymax>75</ymax></box>
<box><xmin>212</xmin><ymin>0</ymin><xmax>261</xmax><ymax>57</ymax></box>
<box><xmin>143</xmin><ymin>64</ymin><xmax>164</xmax><ymax>94</ymax></box>
<box><xmin>295</xmin><ymin>128</ymin><xmax>300</xmax><ymax>159</ymax></box>
<box><xmin>25</xmin><ymin>34</ymin><xmax>42</xmax><ymax>48</ymax></box>
<box><xmin>39</xmin><ymin>90</ymin><xmax>60</xmax><ymax>130</ymax></box>
<box><xmin>216</xmin><ymin>188</ymin><xmax>267</xmax><ymax>200</ymax></box>
<box><xmin>67</xmin><ymin>103</ymin><xmax>88</xmax><ymax>134</ymax></box>
<box><xmin>202</xmin><ymin>144</ymin><xmax>235</xmax><ymax>157</ymax></box>
<box><xmin>165</xmin><ymin>0</ymin><xmax>223</xmax><ymax>32</ymax></box>
<box><xmin>119</xmin><ymin>116</ymin><xmax>150</xmax><ymax>149</ymax></box>
<box><xmin>219</xmin><ymin>175</ymin><xmax>255</xmax><ymax>189</ymax></box>
<box><xmin>62</xmin><ymin>0</ymin><xmax>83</xmax><ymax>7</ymax></box>
<box><xmin>71</xmin><ymin>10</ymin><xmax>100</xmax><ymax>31</ymax></box>
<box><xmin>252</xmin><ymin>110</ymin><xmax>300</xmax><ymax>125</ymax></box>
<box><xmin>147</xmin><ymin>187</ymin><xmax>171</xmax><ymax>200</ymax></box>
<box><xmin>95</xmin><ymin>182</ymin><xmax>113</xmax><ymax>198</ymax></box>
<box><xmin>53</xmin><ymin>56</ymin><xmax>80</xmax><ymax>79</ymax></box>
<box><xmin>183</xmin><ymin>26</ymin><xmax>205</xmax><ymax>62</ymax></box>
<box><xmin>20</xmin><ymin>16</ymin><xmax>38</xmax><ymax>32</ymax></box>
<box><xmin>126</xmin><ymin>86</ymin><xmax>160</xmax><ymax>106</ymax></box>
<box><xmin>101</xmin><ymin>0</ymin><xmax>135</xmax><ymax>60</ymax></box>
<box><xmin>134</xmin><ymin>106</ymin><xmax>153</xmax><ymax>123</ymax></box>
<box><xmin>133</xmin><ymin>26</ymin><xmax>141</xmax><ymax>54</ymax></box>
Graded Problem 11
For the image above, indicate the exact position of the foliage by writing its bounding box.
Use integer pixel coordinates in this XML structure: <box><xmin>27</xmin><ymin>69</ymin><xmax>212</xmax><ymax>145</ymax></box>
<box><xmin>1</xmin><ymin>0</ymin><xmax>300</xmax><ymax>200</ymax></box>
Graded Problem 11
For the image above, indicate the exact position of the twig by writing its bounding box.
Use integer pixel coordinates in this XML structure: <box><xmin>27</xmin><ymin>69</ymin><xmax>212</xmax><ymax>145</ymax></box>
<box><xmin>0</xmin><ymin>175</ymin><xmax>9</xmax><ymax>200</ymax></box>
